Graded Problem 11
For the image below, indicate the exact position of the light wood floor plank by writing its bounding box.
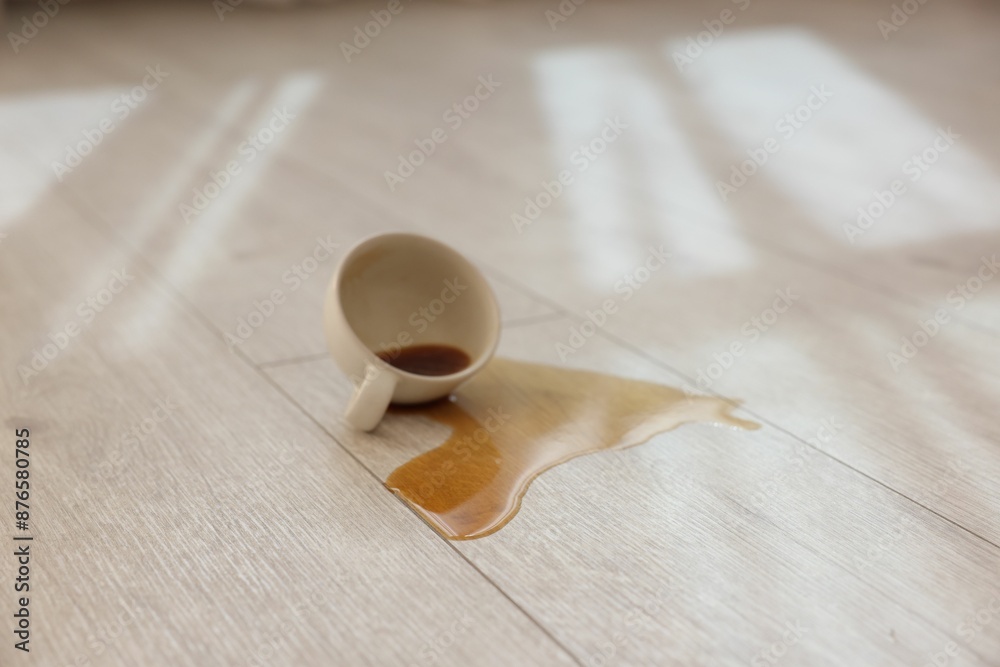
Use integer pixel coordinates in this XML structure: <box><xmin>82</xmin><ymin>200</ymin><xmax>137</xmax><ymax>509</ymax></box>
<box><xmin>0</xmin><ymin>198</ymin><xmax>575</xmax><ymax>667</ymax></box>
<box><xmin>266</xmin><ymin>318</ymin><xmax>1000</xmax><ymax>667</ymax></box>
<box><xmin>5</xmin><ymin>1</ymin><xmax>1000</xmax><ymax>665</ymax></box>
<box><xmin>436</xmin><ymin>223</ymin><xmax>1000</xmax><ymax>549</ymax></box>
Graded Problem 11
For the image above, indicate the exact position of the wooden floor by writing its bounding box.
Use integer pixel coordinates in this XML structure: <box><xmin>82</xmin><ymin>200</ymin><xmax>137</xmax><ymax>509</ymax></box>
<box><xmin>3</xmin><ymin>0</ymin><xmax>1000</xmax><ymax>664</ymax></box>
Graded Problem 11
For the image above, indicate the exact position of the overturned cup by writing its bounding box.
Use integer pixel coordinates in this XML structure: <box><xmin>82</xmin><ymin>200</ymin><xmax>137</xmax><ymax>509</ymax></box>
<box><xmin>323</xmin><ymin>233</ymin><xmax>501</xmax><ymax>431</ymax></box>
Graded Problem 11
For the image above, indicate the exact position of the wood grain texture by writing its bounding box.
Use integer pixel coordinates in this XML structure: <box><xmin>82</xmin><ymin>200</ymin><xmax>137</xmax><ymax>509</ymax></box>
<box><xmin>3</xmin><ymin>0</ymin><xmax>1000</xmax><ymax>665</ymax></box>
<box><xmin>3</xmin><ymin>37</ymin><xmax>554</xmax><ymax>365</ymax></box>
<box><xmin>267</xmin><ymin>319</ymin><xmax>1000</xmax><ymax>667</ymax></box>
<box><xmin>445</xmin><ymin>225</ymin><xmax>1000</xmax><ymax>548</ymax></box>
<box><xmin>0</xmin><ymin>202</ymin><xmax>574</xmax><ymax>666</ymax></box>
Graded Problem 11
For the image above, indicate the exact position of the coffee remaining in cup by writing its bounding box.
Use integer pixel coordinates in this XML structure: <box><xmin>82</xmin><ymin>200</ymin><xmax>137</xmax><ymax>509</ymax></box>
<box><xmin>377</xmin><ymin>344</ymin><xmax>472</xmax><ymax>377</ymax></box>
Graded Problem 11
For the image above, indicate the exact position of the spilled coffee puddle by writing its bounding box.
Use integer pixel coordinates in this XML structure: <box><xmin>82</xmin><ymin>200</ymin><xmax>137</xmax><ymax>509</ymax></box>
<box><xmin>384</xmin><ymin>358</ymin><xmax>759</xmax><ymax>540</ymax></box>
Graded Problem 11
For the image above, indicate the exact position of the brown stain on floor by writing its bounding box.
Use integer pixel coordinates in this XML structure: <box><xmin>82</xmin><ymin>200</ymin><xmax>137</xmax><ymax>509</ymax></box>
<box><xmin>384</xmin><ymin>358</ymin><xmax>760</xmax><ymax>540</ymax></box>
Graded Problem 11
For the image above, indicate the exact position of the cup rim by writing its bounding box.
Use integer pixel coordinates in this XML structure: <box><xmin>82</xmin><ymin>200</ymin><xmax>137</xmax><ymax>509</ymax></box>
<box><xmin>330</xmin><ymin>231</ymin><xmax>501</xmax><ymax>383</ymax></box>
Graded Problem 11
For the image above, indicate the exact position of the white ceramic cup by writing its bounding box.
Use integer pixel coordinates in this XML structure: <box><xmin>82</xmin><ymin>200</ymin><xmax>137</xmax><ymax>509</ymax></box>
<box><xmin>324</xmin><ymin>233</ymin><xmax>501</xmax><ymax>431</ymax></box>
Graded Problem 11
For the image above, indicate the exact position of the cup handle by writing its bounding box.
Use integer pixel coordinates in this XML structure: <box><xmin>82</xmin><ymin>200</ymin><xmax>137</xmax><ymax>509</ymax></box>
<box><xmin>344</xmin><ymin>364</ymin><xmax>397</xmax><ymax>431</ymax></box>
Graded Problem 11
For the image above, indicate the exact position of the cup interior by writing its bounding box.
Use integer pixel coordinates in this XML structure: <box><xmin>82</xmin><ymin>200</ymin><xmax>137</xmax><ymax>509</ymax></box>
<box><xmin>338</xmin><ymin>234</ymin><xmax>499</xmax><ymax>376</ymax></box>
